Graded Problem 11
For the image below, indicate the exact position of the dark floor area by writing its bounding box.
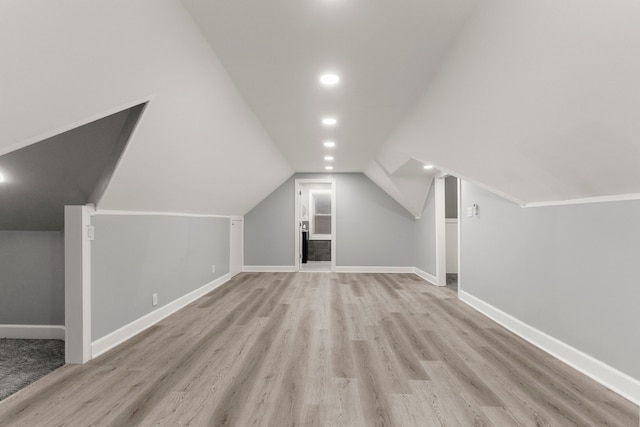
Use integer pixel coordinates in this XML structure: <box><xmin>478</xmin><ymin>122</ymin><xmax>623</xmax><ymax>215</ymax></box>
<box><xmin>446</xmin><ymin>273</ymin><xmax>458</xmax><ymax>292</ymax></box>
<box><xmin>0</xmin><ymin>338</ymin><xmax>65</xmax><ymax>401</ymax></box>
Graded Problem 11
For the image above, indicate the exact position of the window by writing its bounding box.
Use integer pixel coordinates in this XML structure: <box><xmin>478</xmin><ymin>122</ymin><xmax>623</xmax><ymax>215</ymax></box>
<box><xmin>309</xmin><ymin>189</ymin><xmax>332</xmax><ymax>240</ymax></box>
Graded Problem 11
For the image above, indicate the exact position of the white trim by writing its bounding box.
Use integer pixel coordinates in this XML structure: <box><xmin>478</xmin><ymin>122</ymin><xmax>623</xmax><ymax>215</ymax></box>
<box><xmin>243</xmin><ymin>265</ymin><xmax>297</xmax><ymax>273</ymax></box>
<box><xmin>334</xmin><ymin>266</ymin><xmax>415</xmax><ymax>273</ymax></box>
<box><xmin>93</xmin><ymin>209</ymin><xmax>235</xmax><ymax>219</ymax></box>
<box><xmin>457</xmin><ymin>178</ymin><xmax>462</xmax><ymax>293</ymax></box>
<box><xmin>230</xmin><ymin>218</ymin><xmax>244</xmax><ymax>278</ymax></box>
<box><xmin>91</xmin><ymin>274</ymin><xmax>230</xmax><ymax>358</ymax></box>
<box><xmin>295</xmin><ymin>182</ymin><xmax>301</xmax><ymax>269</ymax></box>
<box><xmin>434</xmin><ymin>175</ymin><xmax>447</xmax><ymax>286</ymax></box>
<box><xmin>0</xmin><ymin>96</ymin><xmax>154</xmax><ymax>158</ymax></box>
<box><xmin>459</xmin><ymin>291</ymin><xmax>640</xmax><ymax>405</ymax></box>
<box><xmin>445</xmin><ymin>218</ymin><xmax>459</xmax><ymax>224</ymax></box>
<box><xmin>0</xmin><ymin>325</ymin><xmax>65</xmax><ymax>340</ymax></box>
<box><xmin>414</xmin><ymin>268</ymin><xmax>440</xmax><ymax>286</ymax></box>
<box><xmin>294</xmin><ymin>178</ymin><xmax>336</xmax><ymax>272</ymax></box>
<box><xmin>523</xmin><ymin>193</ymin><xmax>640</xmax><ymax>208</ymax></box>
<box><xmin>65</xmin><ymin>205</ymin><xmax>93</xmax><ymax>364</ymax></box>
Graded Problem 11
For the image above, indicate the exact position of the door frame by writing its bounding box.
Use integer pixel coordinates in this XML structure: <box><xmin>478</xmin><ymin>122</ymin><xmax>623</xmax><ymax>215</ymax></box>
<box><xmin>434</xmin><ymin>173</ymin><xmax>462</xmax><ymax>290</ymax></box>
<box><xmin>294</xmin><ymin>178</ymin><xmax>336</xmax><ymax>271</ymax></box>
<box><xmin>434</xmin><ymin>174</ymin><xmax>447</xmax><ymax>286</ymax></box>
<box><xmin>230</xmin><ymin>216</ymin><xmax>243</xmax><ymax>277</ymax></box>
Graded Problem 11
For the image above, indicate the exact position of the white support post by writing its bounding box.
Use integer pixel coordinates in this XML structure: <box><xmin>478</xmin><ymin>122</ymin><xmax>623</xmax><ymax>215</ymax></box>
<box><xmin>64</xmin><ymin>205</ymin><xmax>93</xmax><ymax>364</ymax></box>
<box><xmin>434</xmin><ymin>175</ymin><xmax>447</xmax><ymax>286</ymax></box>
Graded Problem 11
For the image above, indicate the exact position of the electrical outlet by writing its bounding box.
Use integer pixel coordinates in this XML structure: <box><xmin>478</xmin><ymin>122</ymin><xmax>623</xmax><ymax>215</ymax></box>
<box><xmin>212</xmin><ymin>265</ymin><xmax>216</xmax><ymax>273</ymax></box>
<box><xmin>152</xmin><ymin>293</ymin><xmax>158</xmax><ymax>306</ymax></box>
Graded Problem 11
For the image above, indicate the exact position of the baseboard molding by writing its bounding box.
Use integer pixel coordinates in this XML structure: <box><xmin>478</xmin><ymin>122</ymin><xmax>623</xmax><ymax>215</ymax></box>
<box><xmin>243</xmin><ymin>265</ymin><xmax>297</xmax><ymax>272</ymax></box>
<box><xmin>413</xmin><ymin>268</ymin><xmax>440</xmax><ymax>286</ymax></box>
<box><xmin>334</xmin><ymin>266</ymin><xmax>415</xmax><ymax>273</ymax></box>
<box><xmin>91</xmin><ymin>273</ymin><xmax>231</xmax><ymax>359</ymax></box>
<box><xmin>0</xmin><ymin>324</ymin><xmax>65</xmax><ymax>340</ymax></box>
<box><xmin>459</xmin><ymin>291</ymin><xmax>640</xmax><ymax>405</ymax></box>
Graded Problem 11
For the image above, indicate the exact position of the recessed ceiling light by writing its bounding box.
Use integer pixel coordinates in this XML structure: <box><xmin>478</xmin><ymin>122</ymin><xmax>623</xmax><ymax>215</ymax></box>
<box><xmin>323</xmin><ymin>141</ymin><xmax>336</xmax><ymax>148</ymax></box>
<box><xmin>322</xmin><ymin>117</ymin><xmax>337</xmax><ymax>126</ymax></box>
<box><xmin>319</xmin><ymin>73</ymin><xmax>340</xmax><ymax>86</ymax></box>
<box><xmin>325</xmin><ymin>166</ymin><xmax>334</xmax><ymax>170</ymax></box>
<box><xmin>423</xmin><ymin>164</ymin><xmax>434</xmax><ymax>170</ymax></box>
<box><xmin>324</xmin><ymin>156</ymin><xmax>334</xmax><ymax>161</ymax></box>
<box><xmin>0</xmin><ymin>172</ymin><xmax>4</xmax><ymax>183</ymax></box>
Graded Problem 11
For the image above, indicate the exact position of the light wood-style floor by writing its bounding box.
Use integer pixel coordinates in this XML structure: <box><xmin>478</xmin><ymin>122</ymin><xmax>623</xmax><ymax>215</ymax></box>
<box><xmin>0</xmin><ymin>273</ymin><xmax>637</xmax><ymax>426</ymax></box>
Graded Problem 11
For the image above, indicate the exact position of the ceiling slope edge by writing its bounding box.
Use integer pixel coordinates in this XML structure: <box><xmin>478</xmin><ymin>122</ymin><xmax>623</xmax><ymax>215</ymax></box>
<box><xmin>364</xmin><ymin>159</ymin><xmax>433</xmax><ymax>219</ymax></box>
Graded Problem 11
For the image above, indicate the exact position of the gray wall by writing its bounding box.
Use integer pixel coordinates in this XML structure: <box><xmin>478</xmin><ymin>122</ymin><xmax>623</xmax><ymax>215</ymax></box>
<box><xmin>461</xmin><ymin>181</ymin><xmax>640</xmax><ymax>380</ymax></box>
<box><xmin>0</xmin><ymin>231</ymin><xmax>64</xmax><ymax>325</ymax></box>
<box><xmin>91</xmin><ymin>215</ymin><xmax>230</xmax><ymax>340</ymax></box>
<box><xmin>445</xmin><ymin>176</ymin><xmax>458</xmax><ymax>219</ymax></box>
<box><xmin>415</xmin><ymin>184</ymin><xmax>437</xmax><ymax>275</ymax></box>
<box><xmin>336</xmin><ymin>173</ymin><xmax>416</xmax><ymax>266</ymax></box>
<box><xmin>244</xmin><ymin>177</ymin><xmax>295</xmax><ymax>266</ymax></box>
<box><xmin>244</xmin><ymin>173</ymin><xmax>417</xmax><ymax>267</ymax></box>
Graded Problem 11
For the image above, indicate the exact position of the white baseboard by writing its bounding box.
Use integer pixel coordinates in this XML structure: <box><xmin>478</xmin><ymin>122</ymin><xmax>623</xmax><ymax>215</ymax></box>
<box><xmin>243</xmin><ymin>265</ymin><xmax>297</xmax><ymax>272</ymax></box>
<box><xmin>334</xmin><ymin>266</ymin><xmax>415</xmax><ymax>273</ymax></box>
<box><xmin>91</xmin><ymin>273</ymin><xmax>231</xmax><ymax>358</ymax></box>
<box><xmin>459</xmin><ymin>291</ymin><xmax>640</xmax><ymax>405</ymax></box>
<box><xmin>0</xmin><ymin>325</ymin><xmax>65</xmax><ymax>340</ymax></box>
<box><xmin>413</xmin><ymin>268</ymin><xmax>440</xmax><ymax>286</ymax></box>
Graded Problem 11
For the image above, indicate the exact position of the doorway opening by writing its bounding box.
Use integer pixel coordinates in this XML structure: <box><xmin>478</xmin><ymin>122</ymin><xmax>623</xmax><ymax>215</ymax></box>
<box><xmin>444</xmin><ymin>175</ymin><xmax>459</xmax><ymax>292</ymax></box>
<box><xmin>435</xmin><ymin>174</ymin><xmax>460</xmax><ymax>292</ymax></box>
<box><xmin>294</xmin><ymin>179</ymin><xmax>336</xmax><ymax>272</ymax></box>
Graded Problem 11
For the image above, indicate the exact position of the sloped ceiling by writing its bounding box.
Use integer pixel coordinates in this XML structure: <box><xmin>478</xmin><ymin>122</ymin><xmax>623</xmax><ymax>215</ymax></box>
<box><xmin>0</xmin><ymin>107</ymin><xmax>142</xmax><ymax>230</ymax></box>
<box><xmin>182</xmin><ymin>0</ymin><xmax>640</xmax><ymax>208</ymax></box>
<box><xmin>181</xmin><ymin>0</ymin><xmax>477</xmax><ymax>173</ymax></box>
<box><xmin>0</xmin><ymin>0</ymin><xmax>292</xmax><ymax>217</ymax></box>
<box><xmin>382</xmin><ymin>0</ymin><xmax>640</xmax><ymax>205</ymax></box>
<box><xmin>2</xmin><ymin>0</ymin><xmax>639</xmax><ymax>219</ymax></box>
<box><xmin>364</xmin><ymin>157</ymin><xmax>435</xmax><ymax>219</ymax></box>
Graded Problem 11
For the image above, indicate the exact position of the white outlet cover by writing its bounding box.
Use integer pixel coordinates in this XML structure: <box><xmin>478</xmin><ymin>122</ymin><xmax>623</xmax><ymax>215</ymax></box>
<box><xmin>212</xmin><ymin>265</ymin><xmax>216</xmax><ymax>273</ymax></box>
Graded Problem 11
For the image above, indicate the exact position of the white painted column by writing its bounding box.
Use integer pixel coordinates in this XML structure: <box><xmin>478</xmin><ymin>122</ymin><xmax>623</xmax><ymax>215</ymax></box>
<box><xmin>230</xmin><ymin>217</ymin><xmax>244</xmax><ymax>277</ymax></box>
<box><xmin>434</xmin><ymin>176</ymin><xmax>447</xmax><ymax>286</ymax></box>
<box><xmin>64</xmin><ymin>205</ymin><xmax>93</xmax><ymax>364</ymax></box>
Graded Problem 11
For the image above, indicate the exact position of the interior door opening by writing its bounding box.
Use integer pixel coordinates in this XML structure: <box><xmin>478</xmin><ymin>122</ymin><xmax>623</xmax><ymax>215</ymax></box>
<box><xmin>294</xmin><ymin>179</ymin><xmax>336</xmax><ymax>272</ymax></box>
<box><xmin>444</xmin><ymin>175</ymin><xmax>459</xmax><ymax>292</ymax></box>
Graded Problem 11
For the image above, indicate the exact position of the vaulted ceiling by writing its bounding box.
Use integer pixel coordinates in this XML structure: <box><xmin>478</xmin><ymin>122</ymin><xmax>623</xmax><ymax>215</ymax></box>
<box><xmin>1</xmin><ymin>0</ymin><xmax>639</xmax><ymax>225</ymax></box>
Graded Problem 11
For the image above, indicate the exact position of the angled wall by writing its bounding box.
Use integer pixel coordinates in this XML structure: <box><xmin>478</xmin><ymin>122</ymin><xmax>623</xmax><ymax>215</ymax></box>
<box><xmin>244</xmin><ymin>177</ymin><xmax>296</xmax><ymax>267</ymax></box>
<box><xmin>415</xmin><ymin>184</ymin><xmax>437</xmax><ymax>277</ymax></box>
<box><xmin>0</xmin><ymin>0</ymin><xmax>292</xmax><ymax>217</ymax></box>
<box><xmin>460</xmin><ymin>181</ymin><xmax>640</xmax><ymax>400</ymax></box>
<box><xmin>244</xmin><ymin>173</ymin><xmax>419</xmax><ymax>269</ymax></box>
<box><xmin>384</xmin><ymin>0</ymin><xmax>640</xmax><ymax>205</ymax></box>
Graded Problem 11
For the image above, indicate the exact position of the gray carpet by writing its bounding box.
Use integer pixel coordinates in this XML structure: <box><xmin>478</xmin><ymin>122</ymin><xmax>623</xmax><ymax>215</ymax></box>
<box><xmin>0</xmin><ymin>338</ymin><xmax>65</xmax><ymax>401</ymax></box>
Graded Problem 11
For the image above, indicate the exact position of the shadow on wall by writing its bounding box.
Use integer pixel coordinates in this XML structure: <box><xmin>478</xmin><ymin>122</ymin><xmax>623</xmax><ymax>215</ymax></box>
<box><xmin>0</xmin><ymin>103</ymin><xmax>146</xmax><ymax>332</ymax></box>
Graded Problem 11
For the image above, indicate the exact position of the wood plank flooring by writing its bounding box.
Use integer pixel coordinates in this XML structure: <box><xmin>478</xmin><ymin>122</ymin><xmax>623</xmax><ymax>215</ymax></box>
<box><xmin>0</xmin><ymin>272</ymin><xmax>637</xmax><ymax>426</ymax></box>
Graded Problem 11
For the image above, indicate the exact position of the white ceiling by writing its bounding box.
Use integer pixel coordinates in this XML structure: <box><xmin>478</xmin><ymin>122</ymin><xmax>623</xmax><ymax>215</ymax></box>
<box><xmin>2</xmin><ymin>0</ymin><xmax>640</xmax><ymax>221</ymax></box>
<box><xmin>0</xmin><ymin>0</ymin><xmax>293</xmax><ymax>217</ymax></box>
<box><xmin>182</xmin><ymin>0</ymin><xmax>477</xmax><ymax>173</ymax></box>
<box><xmin>182</xmin><ymin>0</ymin><xmax>640</xmax><ymax>207</ymax></box>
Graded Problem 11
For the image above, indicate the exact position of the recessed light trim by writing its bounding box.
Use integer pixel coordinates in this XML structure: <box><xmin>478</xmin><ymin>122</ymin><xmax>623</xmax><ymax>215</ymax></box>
<box><xmin>323</xmin><ymin>141</ymin><xmax>336</xmax><ymax>148</ymax></box>
<box><xmin>423</xmin><ymin>164</ymin><xmax>434</xmax><ymax>170</ymax></box>
<box><xmin>324</xmin><ymin>156</ymin><xmax>334</xmax><ymax>161</ymax></box>
<box><xmin>319</xmin><ymin>73</ymin><xmax>340</xmax><ymax>86</ymax></box>
<box><xmin>322</xmin><ymin>117</ymin><xmax>337</xmax><ymax>126</ymax></box>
